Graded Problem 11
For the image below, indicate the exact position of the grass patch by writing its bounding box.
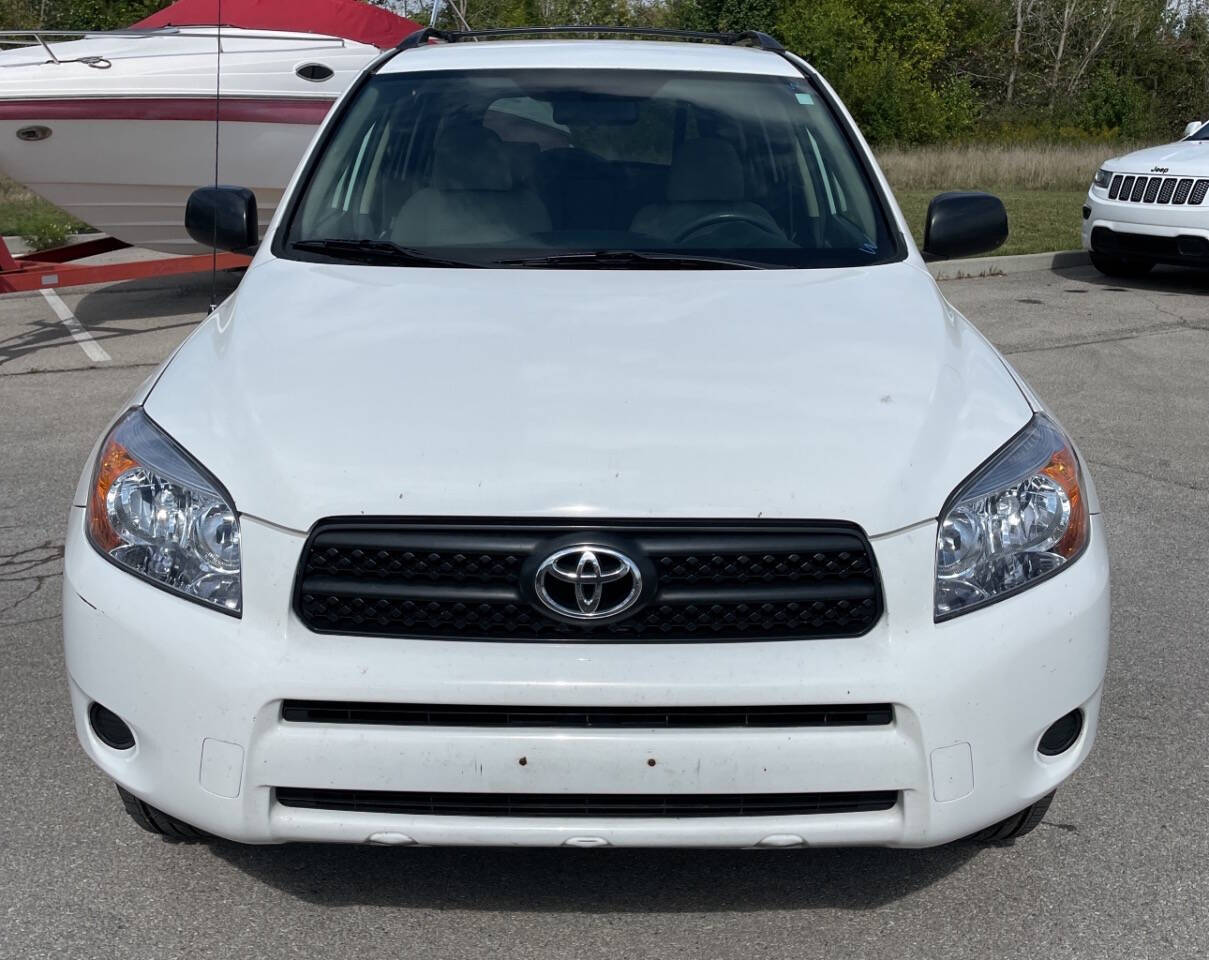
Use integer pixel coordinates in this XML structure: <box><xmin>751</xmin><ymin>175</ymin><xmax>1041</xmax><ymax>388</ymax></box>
<box><xmin>894</xmin><ymin>190</ymin><xmax>1087</xmax><ymax>256</ymax></box>
<box><xmin>0</xmin><ymin>175</ymin><xmax>91</xmax><ymax>251</ymax></box>
<box><xmin>877</xmin><ymin>141</ymin><xmax>1130</xmax><ymax>192</ymax></box>
<box><xmin>878</xmin><ymin>142</ymin><xmax>1107</xmax><ymax>255</ymax></box>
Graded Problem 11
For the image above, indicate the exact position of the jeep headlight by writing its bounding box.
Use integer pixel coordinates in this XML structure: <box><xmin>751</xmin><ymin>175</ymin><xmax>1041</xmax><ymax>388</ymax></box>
<box><xmin>935</xmin><ymin>414</ymin><xmax>1089</xmax><ymax>620</ymax></box>
<box><xmin>1092</xmin><ymin>168</ymin><xmax>1111</xmax><ymax>189</ymax></box>
<box><xmin>86</xmin><ymin>408</ymin><xmax>241</xmax><ymax>615</ymax></box>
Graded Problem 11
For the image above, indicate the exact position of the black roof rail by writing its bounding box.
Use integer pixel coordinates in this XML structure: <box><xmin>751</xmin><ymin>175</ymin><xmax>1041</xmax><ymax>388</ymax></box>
<box><xmin>397</xmin><ymin>26</ymin><xmax>455</xmax><ymax>50</ymax></box>
<box><xmin>397</xmin><ymin>25</ymin><xmax>784</xmax><ymax>52</ymax></box>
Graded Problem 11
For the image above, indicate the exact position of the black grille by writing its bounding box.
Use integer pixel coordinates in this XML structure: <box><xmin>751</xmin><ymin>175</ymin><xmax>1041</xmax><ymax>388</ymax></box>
<box><xmin>275</xmin><ymin>787</ymin><xmax>898</xmax><ymax>818</ymax></box>
<box><xmin>281</xmin><ymin>700</ymin><xmax>894</xmax><ymax>728</ymax></box>
<box><xmin>1109</xmin><ymin>174</ymin><xmax>1206</xmax><ymax>205</ymax></box>
<box><xmin>294</xmin><ymin>521</ymin><xmax>882</xmax><ymax>642</ymax></box>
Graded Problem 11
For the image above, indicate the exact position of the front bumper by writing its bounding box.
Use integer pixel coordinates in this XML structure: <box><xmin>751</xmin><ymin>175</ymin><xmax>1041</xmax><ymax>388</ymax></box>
<box><xmin>1083</xmin><ymin>186</ymin><xmax>1209</xmax><ymax>264</ymax></box>
<box><xmin>63</xmin><ymin>508</ymin><xmax>1110</xmax><ymax>848</ymax></box>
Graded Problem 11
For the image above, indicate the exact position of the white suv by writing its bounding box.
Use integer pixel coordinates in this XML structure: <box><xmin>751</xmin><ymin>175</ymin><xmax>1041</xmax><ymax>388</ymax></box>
<box><xmin>64</xmin><ymin>27</ymin><xmax>1110</xmax><ymax>849</ymax></box>
<box><xmin>1084</xmin><ymin>119</ymin><xmax>1209</xmax><ymax>276</ymax></box>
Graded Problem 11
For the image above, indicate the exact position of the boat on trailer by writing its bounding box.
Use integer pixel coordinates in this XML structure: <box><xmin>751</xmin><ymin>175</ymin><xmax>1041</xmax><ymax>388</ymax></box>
<box><xmin>0</xmin><ymin>0</ymin><xmax>419</xmax><ymax>253</ymax></box>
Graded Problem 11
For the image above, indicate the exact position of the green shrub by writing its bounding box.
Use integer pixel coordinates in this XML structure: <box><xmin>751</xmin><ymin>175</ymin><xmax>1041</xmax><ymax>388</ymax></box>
<box><xmin>0</xmin><ymin>177</ymin><xmax>88</xmax><ymax>251</ymax></box>
<box><xmin>16</xmin><ymin>209</ymin><xmax>76</xmax><ymax>251</ymax></box>
<box><xmin>1078</xmin><ymin>67</ymin><xmax>1153</xmax><ymax>141</ymax></box>
<box><xmin>775</xmin><ymin>0</ymin><xmax>974</xmax><ymax>144</ymax></box>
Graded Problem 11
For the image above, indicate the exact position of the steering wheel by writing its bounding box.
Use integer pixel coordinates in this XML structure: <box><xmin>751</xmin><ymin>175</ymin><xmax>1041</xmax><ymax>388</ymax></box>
<box><xmin>673</xmin><ymin>211</ymin><xmax>782</xmax><ymax>244</ymax></box>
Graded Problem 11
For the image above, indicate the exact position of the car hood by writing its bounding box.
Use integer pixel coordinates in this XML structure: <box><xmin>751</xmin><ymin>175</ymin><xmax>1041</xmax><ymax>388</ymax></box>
<box><xmin>146</xmin><ymin>258</ymin><xmax>1031</xmax><ymax>535</ymax></box>
<box><xmin>1110</xmin><ymin>140</ymin><xmax>1209</xmax><ymax>172</ymax></box>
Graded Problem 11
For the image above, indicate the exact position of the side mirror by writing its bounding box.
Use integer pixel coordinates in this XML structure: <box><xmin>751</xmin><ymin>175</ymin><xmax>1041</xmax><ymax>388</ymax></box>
<box><xmin>1184</xmin><ymin>120</ymin><xmax>1205</xmax><ymax>139</ymax></box>
<box><xmin>186</xmin><ymin>186</ymin><xmax>258</xmax><ymax>253</ymax></box>
<box><xmin>922</xmin><ymin>191</ymin><xmax>1008</xmax><ymax>260</ymax></box>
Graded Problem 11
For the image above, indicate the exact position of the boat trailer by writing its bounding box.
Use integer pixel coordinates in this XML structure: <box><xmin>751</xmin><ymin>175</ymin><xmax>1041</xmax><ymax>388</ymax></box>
<box><xmin>0</xmin><ymin>234</ymin><xmax>250</xmax><ymax>294</ymax></box>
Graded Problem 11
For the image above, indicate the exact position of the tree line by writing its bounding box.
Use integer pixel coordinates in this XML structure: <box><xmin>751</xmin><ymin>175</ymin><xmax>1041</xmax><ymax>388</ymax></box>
<box><xmin>5</xmin><ymin>0</ymin><xmax>1208</xmax><ymax>144</ymax></box>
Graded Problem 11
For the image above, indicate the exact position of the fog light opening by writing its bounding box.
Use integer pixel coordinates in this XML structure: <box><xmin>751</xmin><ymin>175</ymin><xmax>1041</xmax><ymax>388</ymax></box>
<box><xmin>1177</xmin><ymin>235</ymin><xmax>1209</xmax><ymax>258</ymax></box>
<box><xmin>89</xmin><ymin>702</ymin><xmax>135</xmax><ymax>750</ymax></box>
<box><xmin>1038</xmin><ymin>709</ymin><xmax>1083</xmax><ymax>757</ymax></box>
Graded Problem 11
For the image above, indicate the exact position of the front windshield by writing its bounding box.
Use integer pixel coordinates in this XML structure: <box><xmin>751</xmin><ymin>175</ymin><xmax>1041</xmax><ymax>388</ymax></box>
<box><xmin>282</xmin><ymin>68</ymin><xmax>901</xmax><ymax>269</ymax></box>
<box><xmin>1189</xmin><ymin>121</ymin><xmax>1209</xmax><ymax>140</ymax></box>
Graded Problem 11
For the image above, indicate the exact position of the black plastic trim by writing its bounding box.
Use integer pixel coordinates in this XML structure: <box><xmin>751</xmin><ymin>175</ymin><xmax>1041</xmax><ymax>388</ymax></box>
<box><xmin>89</xmin><ymin>702</ymin><xmax>135</xmax><ymax>750</ymax></box>
<box><xmin>397</xmin><ymin>26</ymin><xmax>452</xmax><ymax>49</ymax></box>
<box><xmin>292</xmin><ymin>517</ymin><xmax>884</xmax><ymax>643</ymax></box>
<box><xmin>281</xmin><ymin>700</ymin><xmax>895</xmax><ymax>728</ymax></box>
<box><xmin>275</xmin><ymin>787</ymin><xmax>899</xmax><ymax>818</ymax></box>
<box><xmin>1090</xmin><ymin>226</ymin><xmax>1209</xmax><ymax>267</ymax></box>
<box><xmin>1038</xmin><ymin>709</ymin><xmax>1084</xmax><ymax>756</ymax></box>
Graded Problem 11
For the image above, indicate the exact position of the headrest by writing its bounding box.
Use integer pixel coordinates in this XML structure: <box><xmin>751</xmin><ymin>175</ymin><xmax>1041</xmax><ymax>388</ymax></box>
<box><xmin>432</xmin><ymin>125</ymin><xmax>513</xmax><ymax>191</ymax></box>
<box><xmin>668</xmin><ymin>137</ymin><xmax>744</xmax><ymax>203</ymax></box>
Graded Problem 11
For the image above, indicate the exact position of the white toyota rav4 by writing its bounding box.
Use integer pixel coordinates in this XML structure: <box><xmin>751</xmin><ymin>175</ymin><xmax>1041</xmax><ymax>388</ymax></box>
<box><xmin>1085</xmin><ymin>118</ymin><xmax>1209</xmax><ymax>277</ymax></box>
<box><xmin>64</xmin><ymin>27</ymin><xmax>1110</xmax><ymax>850</ymax></box>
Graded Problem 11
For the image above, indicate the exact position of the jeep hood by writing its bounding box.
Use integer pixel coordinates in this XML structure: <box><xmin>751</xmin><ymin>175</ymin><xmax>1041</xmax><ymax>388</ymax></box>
<box><xmin>1110</xmin><ymin>140</ymin><xmax>1209</xmax><ymax>172</ymax></box>
<box><xmin>145</xmin><ymin>258</ymin><xmax>1032</xmax><ymax>536</ymax></box>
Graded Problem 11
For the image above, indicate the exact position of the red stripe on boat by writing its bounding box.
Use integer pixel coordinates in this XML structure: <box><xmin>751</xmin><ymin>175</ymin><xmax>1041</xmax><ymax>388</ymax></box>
<box><xmin>0</xmin><ymin>97</ymin><xmax>332</xmax><ymax>124</ymax></box>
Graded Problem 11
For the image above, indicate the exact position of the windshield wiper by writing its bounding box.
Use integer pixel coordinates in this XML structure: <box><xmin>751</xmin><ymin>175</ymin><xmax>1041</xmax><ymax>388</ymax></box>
<box><xmin>291</xmin><ymin>238</ymin><xmax>482</xmax><ymax>268</ymax></box>
<box><xmin>494</xmin><ymin>250</ymin><xmax>766</xmax><ymax>269</ymax></box>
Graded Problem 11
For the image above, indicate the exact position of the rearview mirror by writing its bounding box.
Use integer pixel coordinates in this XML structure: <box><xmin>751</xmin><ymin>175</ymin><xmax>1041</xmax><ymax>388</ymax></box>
<box><xmin>1184</xmin><ymin>120</ymin><xmax>1205</xmax><ymax>139</ymax></box>
<box><xmin>922</xmin><ymin>191</ymin><xmax>1008</xmax><ymax>260</ymax></box>
<box><xmin>186</xmin><ymin>186</ymin><xmax>259</xmax><ymax>253</ymax></box>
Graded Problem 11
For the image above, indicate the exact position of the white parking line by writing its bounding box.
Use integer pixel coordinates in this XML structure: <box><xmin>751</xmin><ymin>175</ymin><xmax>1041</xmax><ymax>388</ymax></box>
<box><xmin>39</xmin><ymin>289</ymin><xmax>111</xmax><ymax>363</ymax></box>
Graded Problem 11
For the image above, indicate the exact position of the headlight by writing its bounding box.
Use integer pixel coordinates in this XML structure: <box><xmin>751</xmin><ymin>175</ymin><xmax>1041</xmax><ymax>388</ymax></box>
<box><xmin>935</xmin><ymin>414</ymin><xmax>1089</xmax><ymax>620</ymax></box>
<box><xmin>86</xmin><ymin>408</ymin><xmax>241</xmax><ymax>615</ymax></box>
<box><xmin>1092</xmin><ymin>168</ymin><xmax>1111</xmax><ymax>189</ymax></box>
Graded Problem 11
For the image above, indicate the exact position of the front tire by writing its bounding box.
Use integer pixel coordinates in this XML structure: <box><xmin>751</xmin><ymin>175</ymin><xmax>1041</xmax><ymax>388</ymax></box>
<box><xmin>967</xmin><ymin>791</ymin><xmax>1055</xmax><ymax>844</ymax></box>
<box><xmin>1090</xmin><ymin>251</ymin><xmax>1154</xmax><ymax>278</ymax></box>
<box><xmin>117</xmin><ymin>785</ymin><xmax>212</xmax><ymax>843</ymax></box>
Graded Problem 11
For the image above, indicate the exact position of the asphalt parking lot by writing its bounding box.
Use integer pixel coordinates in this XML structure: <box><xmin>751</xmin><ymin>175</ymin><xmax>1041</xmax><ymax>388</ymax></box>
<box><xmin>2</xmin><ymin>262</ymin><xmax>1207</xmax><ymax>959</ymax></box>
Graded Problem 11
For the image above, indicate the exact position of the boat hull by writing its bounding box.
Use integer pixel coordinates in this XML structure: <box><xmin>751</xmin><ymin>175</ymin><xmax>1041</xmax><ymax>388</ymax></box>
<box><xmin>0</xmin><ymin>108</ymin><xmax>327</xmax><ymax>252</ymax></box>
<box><xmin>0</xmin><ymin>29</ymin><xmax>374</xmax><ymax>252</ymax></box>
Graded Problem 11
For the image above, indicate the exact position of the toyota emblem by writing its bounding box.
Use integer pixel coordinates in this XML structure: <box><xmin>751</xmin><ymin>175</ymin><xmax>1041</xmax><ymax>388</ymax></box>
<box><xmin>534</xmin><ymin>546</ymin><xmax>642</xmax><ymax>620</ymax></box>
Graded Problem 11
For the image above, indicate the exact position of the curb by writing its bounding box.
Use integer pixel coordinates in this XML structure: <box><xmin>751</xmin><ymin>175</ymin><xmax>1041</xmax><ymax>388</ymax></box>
<box><xmin>928</xmin><ymin>250</ymin><xmax>1089</xmax><ymax>281</ymax></box>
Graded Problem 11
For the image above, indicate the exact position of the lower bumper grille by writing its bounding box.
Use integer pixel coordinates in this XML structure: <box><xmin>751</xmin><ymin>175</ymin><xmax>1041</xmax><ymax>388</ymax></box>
<box><xmin>275</xmin><ymin>788</ymin><xmax>898</xmax><ymax>818</ymax></box>
<box><xmin>280</xmin><ymin>700</ymin><xmax>894</xmax><ymax>728</ymax></box>
<box><xmin>1091</xmin><ymin>226</ymin><xmax>1209</xmax><ymax>263</ymax></box>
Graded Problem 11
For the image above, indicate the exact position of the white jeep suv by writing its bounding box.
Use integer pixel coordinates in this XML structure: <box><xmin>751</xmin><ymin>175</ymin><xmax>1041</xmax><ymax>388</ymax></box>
<box><xmin>1084</xmin><ymin>118</ymin><xmax>1209</xmax><ymax>276</ymax></box>
<box><xmin>64</xmin><ymin>27</ymin><xmax>1110</xmax><ymax>849</ymax></box>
